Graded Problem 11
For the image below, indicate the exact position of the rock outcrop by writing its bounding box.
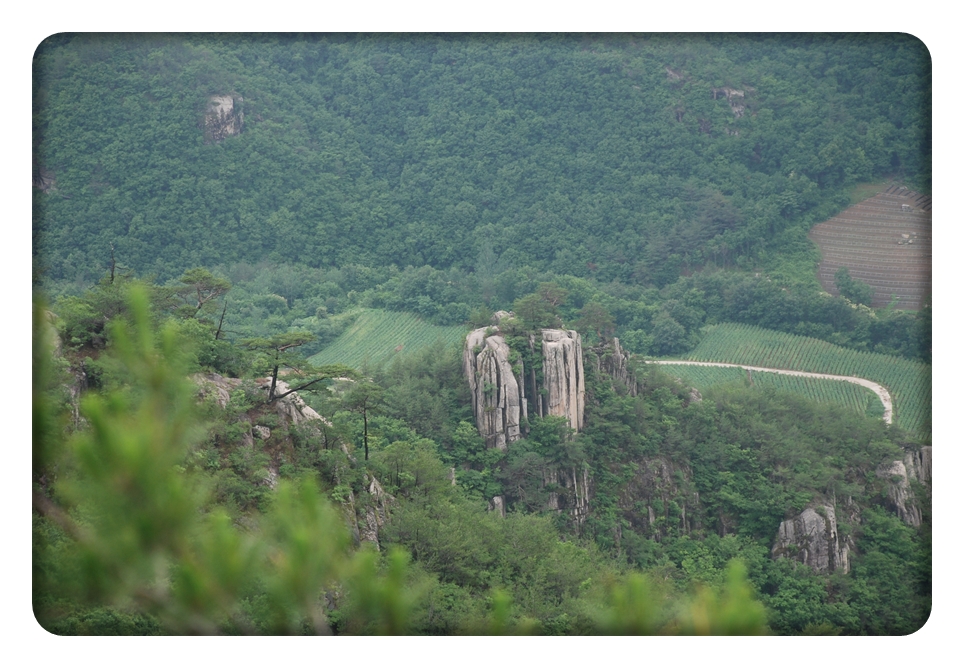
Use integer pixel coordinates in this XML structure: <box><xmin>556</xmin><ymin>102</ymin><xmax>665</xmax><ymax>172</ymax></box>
<box><xmin>877</xmin><ymin>451</ymin><xmax>930</xmax><ymax>527</ymax></box>
<box><xmin>359</xmin><ymin>475</ymin><xmax>394</xmax><ymax>549</ymax></box>
<box><xmin>589</xmin><ymin>337</ymin><xmax>638</xmax><ymax>396</ymax></box>
<box><xmin>772</xmin><ymin>505</ymin><xmax>852</xmax><ymax>574</ymax></box>
<box><xmin>463</xmin><ymin>324</ymin><xmax>585</xmax><ymax>451</ymax></box>
<box><xmin>464</xmin><ymin>320</ymin><xmax>587</xmax><ymax>520</ymax></box>
<box><xmin>544</xmin><ymin>464</ymin><xmax>592</xmax><ymax>526</ymax></box>
<box><xmin>463</xmin><ymin>329</ymin><xmax>526</xmax><ymax>450</ymax></box>
<box><xmin>712</xmin><ymin>87</ymin><xmax>747</xmax><ymax>117</ymax></box>
<box><xmin>193</xmin><ymin>372</ymin><xmax>394</xmax><ymax>545</ymax></box>
<box><xmin>904</xmin><ymin>446</ymin><xmax>932</xmax><ymax>486</ymax></box>
<box><xmin>616</xmin><ymin>457</ymin><xmax>701</xmax><ymax>541</ymax></box>
<box><xmin>204</xmin><ymin>94</ymin><xmax>244</xmax><ymax>143</ymax></box>
<box><xmin>539</xmin><ymin>329</ymin><xmax>585</xmax><ymax>430</ymax></box>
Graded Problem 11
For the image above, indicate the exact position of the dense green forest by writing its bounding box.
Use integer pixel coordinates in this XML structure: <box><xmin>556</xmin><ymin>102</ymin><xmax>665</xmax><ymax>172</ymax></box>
<box><xmin>32</xmin><ymin>34</ymin><xmax>931</xmax><ymax>635</ymax></box>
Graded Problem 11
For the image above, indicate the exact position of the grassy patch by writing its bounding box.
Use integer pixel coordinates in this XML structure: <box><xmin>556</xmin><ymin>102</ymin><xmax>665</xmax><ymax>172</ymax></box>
<box><xmin>846</xmin><ymin>177</ymin><xmax>899</xmax><ymax>206</ymax></box>
<box><xmin>308</xmin><ymin>309</ymin><xmax>469</xmax><ymax>370</ymax></box>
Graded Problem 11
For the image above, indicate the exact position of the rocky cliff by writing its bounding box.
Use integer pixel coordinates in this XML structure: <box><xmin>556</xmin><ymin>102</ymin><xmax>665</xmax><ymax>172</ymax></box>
<box><xmin>544</xmin><ymin>464</ymin><xmax>592</xmax><ymax>526</ymax></box>
<box><xmin>463</xmin><ymin>329</ymin><xmax>526</xmax><ymax>450</ymax></box>
<box><xmin>204</xmin><ymin>95</ymin><xmax>244</xmax><ymax>143</ymax></box>
<box><xmin>464</xmin><ymin>318</ymin><xmax>587</xmax><ymax>519</ymax></box>
<box><xmin>463</xmin><ymin>323</ymin><xmax>585</xmax><ymax>450</ymax></box>
<box><xmin>772</xmin><ymin>504</ymin><xmax>853</xmax><ymax>573</ymax></box>
<box><xmin>539</xmin><ymin>329</ymin><xmax>586</xmax><ymax>430</ymax></box>
<box><xmin>588</xmin><ymin>337</ymin><xmax>638</xmax><ymax>396</ymax></box>
<box><xmin>877</xmin><ymin>446</ymin><xmax>932</xmax><ymax>527</ymax></box>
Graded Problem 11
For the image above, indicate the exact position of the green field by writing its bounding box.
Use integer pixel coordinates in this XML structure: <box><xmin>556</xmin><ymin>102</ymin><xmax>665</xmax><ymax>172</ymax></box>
<box><xmin>308</xmin><ymin>309</ymin><xmax>469</xmax><ymax>370</ymax></box>
<box><xmin>675</xmin><ymin>323</ymin><xmax>931</xmax><ymax>434</ymax></box>
<box><xmin>657</xmin><ymin>364</ymin><xmax>885</xmax><ymax>419</ymax></box>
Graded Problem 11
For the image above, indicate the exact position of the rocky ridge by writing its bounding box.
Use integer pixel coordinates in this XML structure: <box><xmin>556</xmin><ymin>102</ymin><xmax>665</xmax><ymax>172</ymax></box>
<box><xmin>193</xmin><ymin>372</ymin><xmax>390</xmax><ymax>546</ymax></box>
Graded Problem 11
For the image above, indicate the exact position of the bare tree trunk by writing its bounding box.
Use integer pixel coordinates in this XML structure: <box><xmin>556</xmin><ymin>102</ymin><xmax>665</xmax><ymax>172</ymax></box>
<box><xmin>363</xmin><ymin>408</ymin><xmax>369</xmax><ymax>461</ymax></box>
<box><xmin>215</xmin><ymin>301</ymin><xmax>227</xmax><ymax>340</ymax></box>
<box><xmin>269</xmin><ymin>364</ymin><xmax>279</xmax><ymax>401</ymax></box>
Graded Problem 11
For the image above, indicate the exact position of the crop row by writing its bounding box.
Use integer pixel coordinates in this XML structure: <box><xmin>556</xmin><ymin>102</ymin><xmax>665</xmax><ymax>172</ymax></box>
<box><xmin>811</xmin><ymin>231</ymin><xmax>930</xmax><ymax>244</ymax></box>
<box><xmin>679</xmin><ymin>323</ymin><xmax>931</xmax><ymax>434</ymax></box>
<box><xmin>816</xmin><ymin>270</ymin><xmax>930</xmax><ymax>283</ymax></box>
<box><xmin>309</xmin><ymin>309</ymin><xmax>468</xmax><ymax>370</ymax></box>
<box><xmin>815</xmin><ymin>248</ymin><xmax>930</xmax><ymax>258</ymax></box>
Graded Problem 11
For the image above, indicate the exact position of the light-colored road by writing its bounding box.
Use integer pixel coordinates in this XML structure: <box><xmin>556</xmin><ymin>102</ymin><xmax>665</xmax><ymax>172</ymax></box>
<box><xmin>648</xmin><ymin>360</ymin><xmax>892</xmax><ymax>425</ymax></box>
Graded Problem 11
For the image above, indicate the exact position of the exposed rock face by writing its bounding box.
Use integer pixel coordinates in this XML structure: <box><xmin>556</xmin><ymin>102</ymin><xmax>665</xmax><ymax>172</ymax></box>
<box><xmin>617</xmin><ymin>457</ymin><xmax>701</xmax><ymax>541</ymax></box>
<box><xmin>204</xmin><ymin>95</ymin><xmax>244</xmax><ymax>143</ymax></box>
<box><xmin>465</xmin><ymin>322</ymin><xmax>589</xmax><ymax>519</ymax></box>
<box><xmin>464</xmin><ymin>325</ymin><xmax>585</xmax><ymax>449</ymax></box>
<box><xmin>257</xmin><ymin>378</ymin><xmax>334</xmax><ymax>428</ymax></box>
<box><xmin>904</xmin><ymin>446</ymin><xmax>932</xmax><ymax>486</ymax></box>
<box><xmin>539</xmin><ymin>329</ymin><xmax>585</xmax><ymax>431</ymax></box>
<box><xmin>589</xmin><ymin>337</ymin><xmax>638</xmax><ymax>396</ymax></box>
<box><xmin>463</xmin><ymin>329</ymin><xmax>525</xmax><ymax>450</ymax></box>
<box><xmin>33</xmin><ymin>167</ymin><xmax>57</xmax><ymax>193</ymax></box>
<box><xmin>545</xmin><ymin>464</ymin><xmax>592</xmax><ymax>526</ymax></box>
<box><xmin>772</xmin><ymin>505</ymin><xmax>852</xmax><ymax>574</ymax></box>
<box><xmin>877</xmin><ymin>459</ymin><xmax>923</xmax><ymax>527</ymax></box>
<box><xmin>359</xmin><ymin>475</ymin><xmax>394</xmax><ymax>549</ymax></box>
<box><xmin>194</xmin><ymin>372</ymin><xmax>395</xmax><ymax>546</ymax></box>
<box><xmin>712</xmin><ymin>87</ymin><xmax>746</xmax><ymax>117</ymax></box>
<box><xmin>488</xmin><ymin>495</ymin><xmax>506</xmax><ymax>518</ymax></box>
<box><xmin>194</xmin><ymin>373</ymin><xmax>335</xmax><ymax>443</ymax></box>
<box><xmin>195</xmin><ymin>373</ymin><xmax>345</xmax><ymax>454</ymax></box>
<box><xmin>193</xmin><ymin>372</ymin><xmax>243</xmax><ymax>409</ymax></box>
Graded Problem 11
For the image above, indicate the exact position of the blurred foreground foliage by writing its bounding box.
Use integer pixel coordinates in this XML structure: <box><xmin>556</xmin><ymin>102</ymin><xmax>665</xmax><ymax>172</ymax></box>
<box><xmin>33</xmin><ymin>287</ymin><xmax>768</xmax><ymax>634</ymax></box>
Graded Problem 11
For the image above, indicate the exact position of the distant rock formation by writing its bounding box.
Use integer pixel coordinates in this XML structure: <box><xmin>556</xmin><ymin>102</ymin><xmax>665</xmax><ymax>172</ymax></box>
<box><xmin>204</xmin><ymin>94</ymin><xmax>244</xmax><ymax>143</ymax></box>
<box><xmin>540</xmin><ymin>329</ymin><xmax>586</xmax><ymax>430</ymax></box>
<box><xmin>464</xmin><ymin>318</ymin><xmax>586</xmax><ymax>519</ymax></box>
<box><xmin>544</xmin><ymin>464</ymin><xmax>592</xmax><ymax>526</ymax></box>
<box><xmin>772</xmin><ymin>505</ymin><xmax>853</xmax><ymax>574</ymax></box>
<box><xmin>616</xmin><ymin>456</ymin><xmax>701</xmax><ymax>541</ymax></box>
<box><xmin>877</xmin><ymin>446</ymin><xmax>931</xmax><ymax>527</ymax></box>
<box><xmin>711</xmin><ymin>87</ymin><xmax>746</xmax><ymax>117</ymax></box>
<box><xmin>904</xmin><ymin>446</ymin><xmax>932</xmax><ymax>486</ymax></box>
<box><xmin>588</xmin><ymin>337</ymin><xmax>638</xmax><ymax>396</ymax></box>
<box><xmin>463</xmin><ymin>328</ymin><xmax>525</xmax><ymax>451</ymax></box>
<box><xmin>463</xmin><ymin>324</ymin><xmax>585</xmax><ymax>450</ymax></box>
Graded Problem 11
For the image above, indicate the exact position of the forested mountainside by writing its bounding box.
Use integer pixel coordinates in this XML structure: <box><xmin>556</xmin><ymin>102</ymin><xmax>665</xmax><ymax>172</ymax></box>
<box><xmin>33</xmin><ymin>34</ymin><xmax>931</xmax><ymax>635</ymax></box>
<box><xmin>34</xmin><ymin>34</ymin><xmax>930</xmax><ymax>282</ymax></box>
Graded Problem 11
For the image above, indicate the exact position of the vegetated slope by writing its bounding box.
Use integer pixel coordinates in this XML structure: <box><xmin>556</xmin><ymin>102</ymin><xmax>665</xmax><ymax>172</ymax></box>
<box><xmin>809</xmin><ymin>185</ymin><xmax>932</xmax><ymax>309</ymax></box>
<box><xmin>681</xmin><ymin>323</ymin><xmax>930</xmax><ymax>434</ymax></box>
<box><xmin>656</xmin><ymin>363</ymin><xmax>885</xmax><ymax>419</ymax></box>
<box><xmin>308</xmin><ymin>309</ymin><xmax>468</xmax><ymax>369</ymax></box>
<box><xmin>33</xmin><ymin>34</ymin><xmax>931</xmax><ymax>286</ymax></box>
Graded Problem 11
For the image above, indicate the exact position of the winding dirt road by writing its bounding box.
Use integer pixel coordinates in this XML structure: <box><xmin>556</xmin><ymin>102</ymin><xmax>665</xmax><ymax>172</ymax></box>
<box><xmin>648</xmin><ymin>360</ymin><xmax>893</xmax><ymax>425</ymax></box>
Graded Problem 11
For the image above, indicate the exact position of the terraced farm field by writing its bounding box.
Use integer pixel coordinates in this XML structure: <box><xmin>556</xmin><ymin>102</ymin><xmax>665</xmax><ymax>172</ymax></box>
<box><xmin>809</xmin><ymin>184</ymin><xmax>931</xmax><ymax>310</ymax></box>
<box><xmin>656</xmin><ymin>363</ymin><xmax>885</xmax><ymax>419</ymax></box>
<box><xmin>677</xmin><ymin>323</ymin><xmax>931</xmax><ymax>434</ymax></box>
<box><xmin>308</xmin><ymin>309</ymin><xmax>469</xmax><ymax>369</ymax></box>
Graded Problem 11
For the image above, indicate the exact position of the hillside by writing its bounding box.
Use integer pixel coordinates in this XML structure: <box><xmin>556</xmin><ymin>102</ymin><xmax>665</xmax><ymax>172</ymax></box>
<box><xmin>32</xmin><ymin>34</ymin><xmax>932</xmax><ymax>637</ymax></box>
<box><xmin>653</xmin><ymin>362</ymin><xmax>886</xmax><ymax>419</ymax></box>
<box><xmin>681</xmin><ymin>322</ymin><xmax>931</xmax><ymax>434</ymax></box>
<box><xmin>810</xmin><ymin>185</ymin><xmax>932</xmax><ymax>309</ymax></box>
<box><xmin>34</xmin><ymin>34</ymin><xmax>930</xmax><ymax>286</ymax></box>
